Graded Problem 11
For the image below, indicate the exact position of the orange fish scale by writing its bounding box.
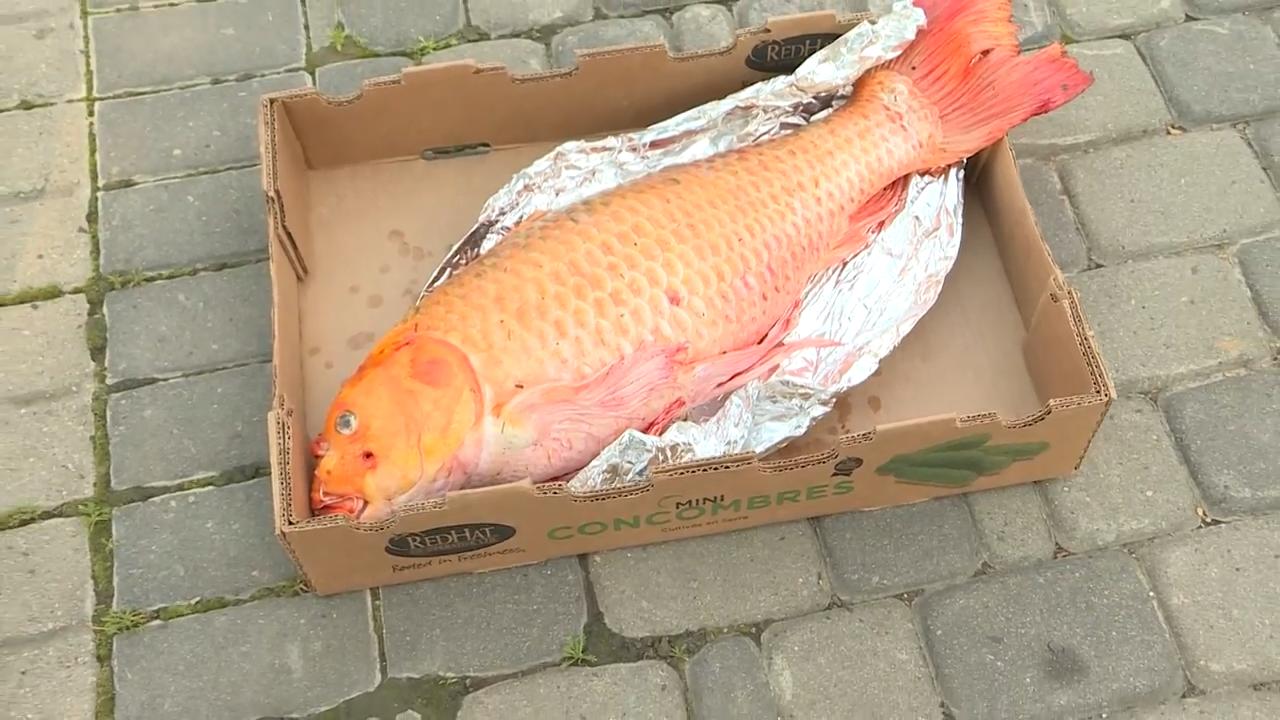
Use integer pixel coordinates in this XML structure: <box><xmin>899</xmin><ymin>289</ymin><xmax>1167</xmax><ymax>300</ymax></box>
<box><xmin>415</xmin><ymin>72</ymin><xmax>938</xmax><ymax>406</ymax></box>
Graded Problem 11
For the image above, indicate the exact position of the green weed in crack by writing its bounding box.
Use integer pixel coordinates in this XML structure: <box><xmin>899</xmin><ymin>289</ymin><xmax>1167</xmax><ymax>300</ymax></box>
<box><xmin>409</xmin><ymin>34</ymin><xmax>461</xmax><ymax>60</ymax></box>
<box><xmin>79</xmin><ymin>500</ymin><xmax>111</xmax><ymax>532</ymax></box>
<box><xmin>560</xmin><ymin>633</ymin><xmax>597</xmax><ymax>667</ymax></box>
<box><xmin>94</xmin><ymin>609</ymin><xmax>147</xmax><ymax>636</ymax></box>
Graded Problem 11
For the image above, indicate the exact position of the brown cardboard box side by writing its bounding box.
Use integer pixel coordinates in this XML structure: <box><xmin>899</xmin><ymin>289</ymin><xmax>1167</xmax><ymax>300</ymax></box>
<box><xmin>260</xmin><ymin>12</ymin><xmax>1114</xmax><ymax>595</ymax></box>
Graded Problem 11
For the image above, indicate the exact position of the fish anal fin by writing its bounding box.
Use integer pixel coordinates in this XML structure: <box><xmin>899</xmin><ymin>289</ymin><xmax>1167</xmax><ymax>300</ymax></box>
<box><xmin>822</xmin><ymin>176</ymin><xmax>911</xmax><ymax>268</ymax></box>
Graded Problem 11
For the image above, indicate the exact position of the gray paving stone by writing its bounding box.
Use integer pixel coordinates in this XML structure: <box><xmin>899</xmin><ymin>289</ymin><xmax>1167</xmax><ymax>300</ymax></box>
<box><xmin>88</xmin><ymin>0</ymin><xmax>305</xmax><ymax>95</ymax></box>
<box><xmin>104</xmin><ymin>263</ymin><xmax>273</xmax><ymax>383</ymax></box>
<box><xmin>1238</xmin><ymin>237</ymin><xmax>1280</xmax><ymax>336</ymax></box>
<box><xmin>734</xmin><ymin>0</ymin><xmax>865</xmax><ymax>28</ymax></box>
<box><xmin>1137</xmin><ymin>16</ymin><xmax>1280</xmax><ymax>126</ymax></box>
<box><xmin>1161</xmin><ymin>371</ymin><xmax>1280</xmax><ymax>518</ymax></box>
<box><xmin>1185</xmin><ymin>0</ymin><xmax>1280</xmax><ymax>18</ymax></box>
<box><xmin>1267</xmin><ymin>7</ymin><xmax>1280</xmax><ymax>36</ymax></box>
<box><xmin>589</xmin><ymin>522</ymin><xmax>829</xmax><ymax>637</ymax></box>
<box><xmin>1138</xmin><ymin>514</ymin><xmax>1280</xmax><ymax>690</ymax></box>
<box><xmin>0</xmin><ymin>103</ymin><xmax>92</xmax><ymax>295</ymax></box>
<box><xmin>1073</xmin><ymin>253</ymin><xmax>1272</xmax><ymax>393</ymax></box>
<box><xmin>0</xmin><ymin>296</ymin><xmax>96</xmax><ymax>513</ymax></box>
<box><xmin>1041</xmin><ymin>397</ymin><xmax>1200</xmax><ymax>552</ymax></box>
<box><xmin>965</xmin><ymin>484</ymin><xmax>1056</xmax><ymax>569</ymax></box>
<box><xmin>108</xmin><ymin>364</ymin><xmax>270</xmax><ymax>490</ymax></box>
<box><xmin>99</xmin><ymin>167</ymin><xmax>268</xmax><ymax>275</ymax></box>
<box><xmin>599</xmin><ymin>0</ymin><xmax>705</xmax><ymax>17</ymax></box>
<box><xmin>382</xmin><ymin>557</ymin><xmax>585</xmax><ymax>677</ymax></box>
<box><xmin>305</xmin><ymin>0</ymin><xmax>340</xmax><ymax>49</ymax></box>
<box><xmin>469</xmin><ymin>0</ymin><xmax>593</xmax><ymax>37</ymax></box>
<box><xmin>551</xmin><ymin>16</ymin><xmax>671</xmax><ymax>68</ymax></box>
<box><xmin>0</xmin><ymin>519</ymin><xmax>94</xmax><ymax>642</ymax></box>
<box><xmin>0</xmin><ymin>0</ymin><xmax>83</xmax><ymax>108</ymax></box>
<box><xmin>671</xmin><ymin>4</ymin><xmax>737</xmax><ymax>53</ymax></box>
<box><xmin>112</xmin><ymin>478</ymin><xmax>295</xmax><ymax>609</ymax></box>
<box><xmin>95</xmin><ymin>72</ymin><xmax>311</xmax><ymax>185</ymax></box>
<box><xmin>1010</xmin><ymin>39</ymin><xmax>1171</xmax><ymax>157</ymax></box>
<box><xmin>1014</xmin><ymin>0</ymin><xmax>1060</xmax><ymax>48</ymax></box>
<box><xmin>1060</xmin><ymin>132</ymin><xmax>1280</xmax><ymax>265</ymax></box>
<box><xmin>1017</xmin><ymin>160</ymin><xmax>1089</xmax><ymax>273</ymax></box>
<box><xmin>113</xmin><ymin>591</ymin><xmax>378</xmax><ymax>719</ymax></box>
<box><xmin>335</xmin><ymin>0</ymin><xmax>464</xmax><ymax>52</ymax></box>
<box><xmin>762</xmin><ymin>601</ymin><xmax>941</xmax><ymax>719</ymax></box>
<box><xmin>917</xmin><ymin>550</ymin><xmax>1185</xmax><ymax>720</ymax></box>
<box><xmin>457</xmin><ymin>661</ymin><xmax>687</xmax><ymax>720</ymax></box>
<box><xmin>686</xmin><ymin>634</ymin><xmax>778</xmax><ymax>720</ymax></box>
<box><xmin>316</xmin><ymin>57</ymin><xmax>413</xmax><ymax>95</ymax></box>
<box><xmin>1246</xmin><ymin>116</ymin><xmax>1280</xmax><ymax>186</ymax></box>
<box><xmin>419</xmin><ymin>38</ymin><xmax>551</xmax><ymax>75</ymax></box>
<box><xmin>1111</xmin><ymin>688</ymin><xmax>1280</xmax><ymax>719</ymax></box>
<box><xmin>1052</xmin><ymin>0</ymin><xmax>1184</xmax><ymax>41</ymax></box>
<box><xmin>816</xmin><ymin>496</ymin><xmax>981</xmax><ymax>603</ymax></box>
<box><xmin>0</xmin><ymin>625</ymin><xmax>97</xmax><ymax>720</ymax></box>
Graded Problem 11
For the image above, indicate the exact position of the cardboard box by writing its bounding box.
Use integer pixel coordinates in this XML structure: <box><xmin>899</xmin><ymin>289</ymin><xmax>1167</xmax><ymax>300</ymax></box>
<box><xmin>259</xmin><ymin>11</ymin><xmax>1115</xmax><ymax>596</ymax></box>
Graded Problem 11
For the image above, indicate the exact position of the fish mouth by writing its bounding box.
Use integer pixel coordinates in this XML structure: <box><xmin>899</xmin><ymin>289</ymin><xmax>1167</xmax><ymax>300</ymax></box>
<box><xmin>312</xmin><ymin>491</ymin><xmax>367</xmax><ymax>519</ymax></box>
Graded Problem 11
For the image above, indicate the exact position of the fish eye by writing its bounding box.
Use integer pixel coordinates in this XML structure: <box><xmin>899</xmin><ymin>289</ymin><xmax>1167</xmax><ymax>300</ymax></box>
<box><xmin>335</xmin><ymin>410</ymin><xmax>357</xmax><ymax>435</ymax></box>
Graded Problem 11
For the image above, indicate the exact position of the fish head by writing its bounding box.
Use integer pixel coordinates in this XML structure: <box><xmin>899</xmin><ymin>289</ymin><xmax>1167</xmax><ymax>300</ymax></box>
<box><xmin>309</xmin><ymin>325</ymin><xmax>484</xmax><ymax>522</ymax></box>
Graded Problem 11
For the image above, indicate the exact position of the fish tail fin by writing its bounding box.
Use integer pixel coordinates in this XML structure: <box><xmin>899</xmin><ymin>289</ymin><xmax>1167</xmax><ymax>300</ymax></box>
<box><xmin>886</xmin><ymin>0</ymin><xmax>1093</xmax><ymax>168</ymax></box>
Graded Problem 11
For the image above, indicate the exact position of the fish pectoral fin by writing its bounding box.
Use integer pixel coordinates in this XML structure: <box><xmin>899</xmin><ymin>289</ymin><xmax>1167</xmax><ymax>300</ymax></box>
<box><xmin>822</xmin><ymin>175</ymin><xmax>912</xmax><ymax>268</ymax></box>
<box><xmin>499</xmin><ymin>343</ymin><xmax>688</xmax><ymax>451</ymax></box>
<box><xmin>647</xmin><ymin>301</ymin><xmax>838</xmax><ymax>435</ymax></box>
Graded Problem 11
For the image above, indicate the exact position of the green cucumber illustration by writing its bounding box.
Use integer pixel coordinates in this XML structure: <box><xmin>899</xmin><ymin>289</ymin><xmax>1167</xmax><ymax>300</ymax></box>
<box><xmin>917</xmin><ymin>433</ymin><xmax>992</xmax><ymax>454</ymax></box>
<box><xmin>888</xmin><ymin>466</ymin><xmax>980</xmax><ymax>487</ymax></box>
<box><xmin>875</xmin><ymin>434</ymin><xmax>1050</xmax><ymax>486</ymax></box>
<box><xmin>895</xmin><ymin>450</ymin><xmax>1015</xmax><ymax>475</ymax></box>
<box><xmin>982</xmin><ymin>441</ymin><xmax>1051</xmax><ymax>460</ymax></box>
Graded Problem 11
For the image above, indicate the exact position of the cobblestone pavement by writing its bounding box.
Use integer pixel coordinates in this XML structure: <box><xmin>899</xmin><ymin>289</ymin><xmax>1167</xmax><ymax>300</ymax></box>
<box><xmin>2</xmin><ymin>0</ymin><xmax>1279</xmax><ymax>718</ymax></box>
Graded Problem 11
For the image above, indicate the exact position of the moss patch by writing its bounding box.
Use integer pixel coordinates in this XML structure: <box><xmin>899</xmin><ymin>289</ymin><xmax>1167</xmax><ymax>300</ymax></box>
<box><xmin>0</xmin><ymin>505</ymin><xmax>49</xmax><ymax>530</ymax></box>
<box><xmin>106</xmin><ymin>462</ymin><xmax>268</xmax><ymax>506</ymax></box>
<box><xmin>307</xmin><ymin>676</ymin><xmax>467</xmax><ymax>720</ymax></box>
<box><xmin>0</xmin><ymin>283</ymin><xmax>66</xmax><ymax>307</ymax></box>
<box><xmin>148</xmin><ymin>578</ymin><xmax>306</xmax><ymax>622</ymax></box>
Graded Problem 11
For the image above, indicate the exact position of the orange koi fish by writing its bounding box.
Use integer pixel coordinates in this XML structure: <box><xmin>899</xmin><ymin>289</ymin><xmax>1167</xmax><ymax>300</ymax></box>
<box><xmin>310</xmin><ymin>0</ymin><xmax>1092</xmax><ymax>521</ymax></box>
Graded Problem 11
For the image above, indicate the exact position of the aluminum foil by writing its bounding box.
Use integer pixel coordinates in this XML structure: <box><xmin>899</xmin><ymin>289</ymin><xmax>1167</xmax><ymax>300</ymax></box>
<box><xmin>417</xmin><ymin>0</ymin><xmax>967</xmax><ymax>494</ymax></box>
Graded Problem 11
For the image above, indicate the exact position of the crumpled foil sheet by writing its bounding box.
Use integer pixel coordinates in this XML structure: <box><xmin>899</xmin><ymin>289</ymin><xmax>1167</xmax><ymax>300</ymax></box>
<box><xmin>417</xmin><ymin>0</ymin><xmax>966</xmax><ymax>494</ymax></box>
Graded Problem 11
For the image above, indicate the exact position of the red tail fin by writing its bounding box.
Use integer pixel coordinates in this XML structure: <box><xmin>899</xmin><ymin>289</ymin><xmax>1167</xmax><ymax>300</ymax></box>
<box><xmin>887</xmin><ymin>0</ymin><xmax>1093</xmax><ymax>168</ymax></box>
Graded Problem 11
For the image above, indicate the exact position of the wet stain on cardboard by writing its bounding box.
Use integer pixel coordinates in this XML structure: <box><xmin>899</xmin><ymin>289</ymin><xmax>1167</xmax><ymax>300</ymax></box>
<box><xmin>388</xmin><ymin>229</ymin><xmax>405</xmax><ymax>243</ymax></box>
<box><xmin>349</xmin><ymin>284</ymin><xmax>360</xmax><ymax>294</ymax></box>
<box><xmin>324</xmin><ymin>360</ymin><xmax>334</xmax><ymax>370</ymax></box>
<box><xmin>867</xmin><ymin>395</ymin><xmax>882</xmax><ymax>413</ymax></box>
<box><xmin>398</xmin><ymin>243</ymin><xmax>412</xmax><ymax>258</ymax></box>
<box><xmin>307</xmin><ymin>346</ymin><xmax>322</xmax><ymax>357</ymax></box>
<box><xmin>379</xmin><ymin>263</ymin><xmax>391</xmax><ymax>275</ymax></box>
<box><xmin>347</xmin><ymin>331</ymin><xmax>377</xmax><ymax>351</ymax></box>
<box><xmin>367</xmin><ymin>294</ymin><xmax>384</xmax><ymax>309</ymax></box>
<box><xmin>412</xmin><ymin>247</ymin><xmax>426</xmax><ymax>262</ymax></box>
